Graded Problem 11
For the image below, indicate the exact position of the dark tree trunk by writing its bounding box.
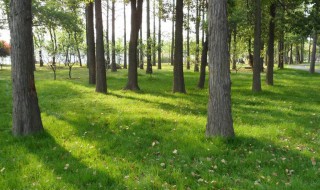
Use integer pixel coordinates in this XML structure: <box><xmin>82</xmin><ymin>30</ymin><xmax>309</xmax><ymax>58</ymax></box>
<box><xmin>232</xmin><ymin>25</ymin><xmax>237</xmax><ymax>70</ymax></box>
<box><xmin>194</xmin><ymin>0</ymin><xmax>200</xmax><ymax>72</ymax></box>
<box><xmin>266</xmin><ymin>3</ymin><xmax>276</xmax><ymax>86</ymax></box>
<box><xmin>197</xmin><ymin>39</ymin><xmax>208</xmax><ymax>89</ymax></box>
<box><xmin>74</xmin><ymin>32</ymin><xmax>82</xmax><ymax>67</ymax></box>
<box><xmin>10</xmin><ymin>0</ymin><xmax>43</xmax><ymax>136</ymax></box>
<box><xmin>106</xmin><ymin>0</ymin><xmax>110</xmax><ymax>67</ymax></box>
<box><xmin>173</xmin><ymin>0</ymin><xmax>186</xmax><ymax>93</ymax></box>
<box><xmin>248</xmin><ymin>38</ymin><xmax>253</xmax><ymax>67</ymax></box>
<box><xmin>139</xmin><ymin>28</ymin><xmax>144</xmax><ymax>69</ymax></box>
<box><xmin>39</xmin><ymin>50</ymin><xmax>44</xmax><ymax>67</ymax></box>
<box><xmin>289</xmin><ymin>44</ymin><xmax>293</xmax><ymax>65</ymax></box>
<box><xmin>152</xmin><ymin>0</ymin><xmax>156</xmax><ymax>66</ymax></box>
<box><xmin>206</xmin><ymin>0</ymin><xmax>234</xmax><ymax>137</ymax></box>
<box><xmin>86</xmin><ymin>2</ymin><xmax>96</xmax><ymax>84</ymax></box>
<box><xmin>252</xmin><ymin>0</ymin><xmax>262</xmax><ymax>92</ymax></box>
<box><xmin>146</xmin><ymin>0</ymin><xmax>153</xmax><ymax>74</ymax></box>
<box><xmin>111</xmin><ymin>0</ymin><xmax>117</xmax><ymax>72</ymax></box>
<box><xmin>125</xmin><ymin>0</ymin><xmax>143</xmax><ymax>90</ymax></box>
<box><xmin>295</xmin><ymin>44</ymin><xmax>300</xmax><ymax>64</ymax></box>
<box><xmin>95</xmin><ymin>0</ymin><xmax>107</xmax><ymax>93</ymax></box>
<box><xmin>300</xmin><ymin>39</ymin><xmax>304</xmax><ymax>63</ymax></box>
<box><xmin>123</xmin><ymin>1</ymin><xmax>127</xmax><ymax>69</ymax></box>
<box><xmin>158</xmin><ymin>0</ymin><xmax>162</xmax><ymax>69</ymax></box>
<box><xmin>308</xmin><ymin>35</ymin><xmax>312</xmax><ymax>63</ymax></box>
<box><xmin>186</xmin><ymin>1</ymin><xmax>190</xmax><ymax>70</ymax></box>
<box><xmin>171</xmin><ymin>0</ymin><xmax>175</xmax><ymax>66</ymax></box>
<box><xmin>278</xmin><ymin>31</ymin><xmax>284</xmax><ymax>69</ymax></box>
<box><xmin>310</xmin><ymin>31</ymin><xmax>317</xmax><ymax>74</ymax></box>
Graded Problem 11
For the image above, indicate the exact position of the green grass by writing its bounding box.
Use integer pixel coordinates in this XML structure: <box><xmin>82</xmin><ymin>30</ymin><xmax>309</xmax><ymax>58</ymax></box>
<box><xmin>0</xmin><ymin>65</ymin><xmax>319</xmax><ymax>189</ymax></box>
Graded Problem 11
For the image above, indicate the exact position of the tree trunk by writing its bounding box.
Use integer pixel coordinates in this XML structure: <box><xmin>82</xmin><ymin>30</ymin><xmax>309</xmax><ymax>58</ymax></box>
<box><xmin>266</xmin><ymin>3</ymin><xmax>276</xmax><ymax>86</ymax></box>
<box><xmin>95</xmin><ymin>0</ymin><xmax>107</xmax><ymax>93</ymax></box>
<box><xmin>232</xmin><ymin>25</ymin><xmax>237</xmax><ymax>70</ymax></box>
<box><xmin>139</xmin><ymin>28</ymin><xmax>144</xmax><ymax>69</ymax></box>
<box><xmin>252</xmin><ymin>0</ymin><xmax>262</xmax><ymax>92</ymax></box>
<box><xmin>300</xmin><ymin>39</ymin><xmax>304</xmax><ymax>63</ymax></box>
<box><xmin>206</xmin><ymin>0</ymin><xmax>234</xmax><ymax>137</ymax></box>
<box><xmin>248</xmin><ymin>38</ymin><xmax>253</xmax><ymax>67</ymax></box>
<box><xmin>158</xmin><ymin>0</ymin><xmax>162</xmax><ymax>69</ymax></box>
<box><xmin>308</xmin><ymin>35</ymin><xmax>312</xmax><ymax>63</ymax></box>
<box><xmin>125</xmin><ymin>0</ymin><xmax>143</xmax><ymax>90</ymax></box>
<box><xmin>146</xmin><ymin>0</ymin><xmax>153</xmax><ymax>74</ymax></box>
<box><xmin>106</xmin><ymin>0</ymin><xmax>110</xmax><ymax>67</ymax></box>
<box><xmin>10</xmin><ymin>0</ymin><xmax>43</xmax><ymax>136</ymax></box>
<box><xmin>310</xmin><ymin>31</ymin><xmax>317</xmax><ymax>74</ymax></box>
<box><xmin>197</xmin><ymin>39</ymin><xmax>208</xmax><ymax>89</ymax></box>
<box><xmin>171</xmin><ymin>0</ymin><xmax>175</xmax><ymax>66</ymax></box>
<box><xmin>111</xmin><ymin>0</ymin><xmax>117</xmax><ymax>72</ymax></box>
<box><xmin>186</xmin><ymin>1</ymin><xmax>190</xmax><ymax>70</ymax></box>
<box><xmin>194</xmin><ymin>0</ymin><xmax>200</xmax><ymax>72</ymax></box>
<box><xmin>289</xmin><ymin>44</ymin><xmax>293</xmax><ymax>65</ymax></box>
<box><xmin>278</xmin><ymin>31</ymin><xmax>284</xmax><ymax>69</ymax></box>
<box><xmin>173</xmin><ymin>0</ymin><xmax>186</xmax><ymax>93</ymax></box>
<box><xmin>123</xmin><ymin>1</ymin><xmax>127</xmax><ymax>69</ymax></box>
<box><xmin>74</xmin><ymin>32</ymin><xmax>82</xmax><ymax>67</ymax></box>
<box><xmin>39</xmin><ymin>50</ymin><xmax>44</xmax><ymax>67</ymax></box>
<box><xmin>86</xmin><ymin>2</ymin><xmax>96</xmax><ymax>84</ymax></box>
<box><xmin>295</xmin><ymin>44</ymin><xmax>300</xmax><ymax>64</ymax></box>
<box><xmin>152</xmin><ymin>0</ymin><xmax>156</xmax><ymax>66</ymax></box>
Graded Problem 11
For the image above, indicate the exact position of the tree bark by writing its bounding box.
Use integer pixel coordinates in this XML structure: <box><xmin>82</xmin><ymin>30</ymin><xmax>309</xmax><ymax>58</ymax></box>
<box><xmin>252</xmin><ymin>0</ymin><xmax>262</xmax><ymax>92</ymax></box>
<box><xmin>139</xmin><ymin>28</ymin><xmax>144</xmax><ymax>69</ymax></box>
<box><xmin>86</xmin><ymin>2</ymin><xmax>96</xmax><ymax>84</ymax></box>
<box><xmin>266</xmin><ymin>3</ymin><xmax>276</xmax><ymax>86</ymax></box>
<box><xmin>152</xmin><ymin>0</ymin><xmax>156</xmax><ymax>66</ymax></box>
<box><xmin>95</xmin><ymin>0</ymin><xmax>107</xmax><ymax>93</ymax></box>
<box><xmin>125</xmin><ymin>0</ymin><xmax>143</xmax><ymax>90</ymax></box>
<box><xmin>10</xmin><ymin>0</ymin><xmax>43</xmax><ymax>136</ymax></box>
<box><xmin>310</xmin><ymin>31</ymin><xmax>317</xmax><ymax>74</ymax></box>
<box><xmin>158</xmin><ymin>0</ymin><xmax>162</xmax><ymax>69</ymax></box>
<box><xmin>206</xmin><ymin>0</ymin><xmax>234</xmax><ymax>137</ymax></box>
<box><xmin>123</xmin><ymin>1</ymin><xmax>127</xmax><ymax>69</ymax></box>
<box><xmin>197</xmin><ymin>38</ymin><xmax>208</xmax><ymax>89</ymax></box>
<box><xmin>106</xmin><ymin>0</ymin><xmax>110</xmax><ymax>67</ymax></box>
<box><xmin>278</xmin><ymin>31</ymin><xmax>284</xmax><ymax>69</ymax></box>
<box><xmin>146</xmin><ymin>0</ymin><xmax>153</xmax><ymax>74</ymax></box>
<box><xmin>300</xmin><ymin>39</ymin><xmax>304</xmax><ymax>63</ymax></box>
<box><xmin>173</xmin><ymin>0</ymin><xmax>186</xmax><ymax>93</ymax></box>
<box><xmin>170</xmin><ymin>0</ymin><xmax>175</xmax><ymax>66</ymax></box>
<box><xmin>111</xmin><ymin>0</ymin><xmax>117</xmax><ymax>72</ymax></box>
<box><xmin>232</xmin><ymin>25</ymin><xmax>237</xmax><ymax>70</ymax></box>
<box><xmin>186</xmin><ymin>0</ymin><xmax>190</xmax><ymax>70</ymax></box>
<box><xmin>194</xmin><ymin>0</ymin><xmax>200</xmax><ymax>72</ymax></box>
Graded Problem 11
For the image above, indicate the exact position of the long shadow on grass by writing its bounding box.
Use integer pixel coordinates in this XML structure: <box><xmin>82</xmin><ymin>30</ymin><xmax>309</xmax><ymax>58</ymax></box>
<box><xmin>17</xmin><ymin>131</ymin><xmax>120</xmax><ymax>189</ymax></box>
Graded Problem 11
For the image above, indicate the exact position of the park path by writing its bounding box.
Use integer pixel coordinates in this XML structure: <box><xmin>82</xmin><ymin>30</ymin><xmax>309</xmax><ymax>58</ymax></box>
<box><xmin>287</xmin><ymin>64</ymin><xmax>320</xmax><ymax>74</ymax></box>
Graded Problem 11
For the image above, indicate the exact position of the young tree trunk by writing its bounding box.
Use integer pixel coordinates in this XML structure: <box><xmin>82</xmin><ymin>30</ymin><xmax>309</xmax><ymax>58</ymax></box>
<box><xmin>95</xmin><ymin>0</ymin><xmax>107</xmax><ymax>93</ymax></box>
<box><xmin>308</xmin><ymin>35</ymin><xmax>312</xmax><ymax>63</ymax></box>
<box><xmin>123</xmin><ymin>1</ymin><xmax>127</xmax><ymax>69</ymax></box>
<box><xmin>74</xmin><ymin>32</ymin><xmax>82</xmax><ymax>67</ymax></box>
<box><xmin>266</xmin><ymin>3</ymin><xmax>276</xmax><ymax>86</ymax></box>
<box><xmin>125</xmin><ymin>0</ymin><xmax>143</xmax><ymax>90</ymax></box>
<box><xmin>111</xmin><ymin>0</ymin><xmax>117</xmax><ymax>72</ymax></box>
<box><xmin>173</xmin><ymin>0</ymin><xmax>186</xmax><ymax>93</ymax></box>
<box><xmin>252</xmin><ymin>0</ymin><xmax>262</xmax><ymax>92</ymax></box>
<box><xmin>278</xmin><ymin>31</ymin><xmax>284</xmax><ymax>69</ymax></box>
<box><xmin>197</xmin><ymin>39</ymin><xmax>208</xmax><ymax>89</ymax></box>
<box><xmin>146</xmin><ymin>0</ymin><xmax>153</xmax><ymax>74</ymax></box>
<box><xmin>39</xmin><ymin>50</ymin><xmax>44</xmax><ymax>67</ymax></box>
<box><xmin>170</xmin><ymin>0</ymin><xmax>175</xmax><ymax>66</ymax></box>
<box><xmin>206</xmin><ymin>0</ymin><xmax>234</xmax><ymax>137</ymax></box>
<box><xmin>310</xmin><ymin>31</ymin><xmax>317</xmax><ymax>74</ymax></box>
<box><xmin>248</xmin><ymin>38</ymin><xmax>253</xmax><ymax>67</ymax></box>
<box><xmin>232</xmin><ymin>25</ymin><xmax>237</xmax><ymax>70</ymax></box>
<box><xmin>86</xmin><ymin>2</ymin><xmax>96</xmax><ymax>84</ymax></box>
<box><xmin>186</xmin><ymin>0</ymin><xmax>190</xmax><ymax>70</ymax></box>
<box><xmin>158</xmin><ymin>0</ymin><xmax>162</xmax><ymax>69</ymax></box>
<box><xmin>300</xmin><ymin>39</ymin><xmax>304</xmax><ymax>63</ymax></box>
<box><xmin>289</xmin><ymin>44</ymin><xmax>293</xmax><ymax>65</ymax></box>
<box><xmin>139</xmin><ymin>28</ymin><xmax>144</xmax><ymax>69</ymax></box>
<box><xmin>10</xmin><ymin>0</ymin><xmax>43</xmax><ymax>136</ymax></box>
<box><xmin>295</xmin><ymin>44</ymin><xmax>300</xmax><ymax>64</ymax></box>
<box><xmin>194</xmin><ymin>0</ymin><xmax>200</xmax><ymax>72</ymax></box>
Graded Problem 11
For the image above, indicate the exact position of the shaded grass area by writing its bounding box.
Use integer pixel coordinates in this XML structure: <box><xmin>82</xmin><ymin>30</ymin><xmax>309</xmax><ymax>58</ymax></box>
<box><xmin>0</xmin><ymin>66</ymin><xmax>319</xmax><ymax>189</ymax></box>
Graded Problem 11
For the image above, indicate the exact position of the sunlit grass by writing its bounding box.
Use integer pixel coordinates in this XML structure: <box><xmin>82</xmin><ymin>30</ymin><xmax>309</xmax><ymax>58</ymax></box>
<box><xmin>0</xmin><ymin>65</ymin><xmax>319</xmax><ymax>189</ymax></box>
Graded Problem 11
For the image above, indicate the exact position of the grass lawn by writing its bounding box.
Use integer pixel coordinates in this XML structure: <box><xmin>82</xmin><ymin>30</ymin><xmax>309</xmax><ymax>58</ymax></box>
<box><xmin>0</xmin><ymin>65</ymin><xmax>319</xmax><ymax>189</ymax></box>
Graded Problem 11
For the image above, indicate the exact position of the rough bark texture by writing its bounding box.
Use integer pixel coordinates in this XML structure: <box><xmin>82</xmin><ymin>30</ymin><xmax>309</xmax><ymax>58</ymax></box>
<box><xmin>206</xmin><ymin>0</ymin><xmax>234</xmax><ymax>137</ymax></box>
<box><xmin>173</xmin><ymin>0</ymin><xmax>186</xmax><ymax>93</ymax></box>
<box><xmin>266</xmin><ymin>3</ymin><xmax>276</xmax><ymax>86</ymax></box>
<box><xmin>139</xmin><ymin>28</ymin><xmax>144</xmax><ymax>69</ymax></box>
<box><xmin>170</xmin><ymin>0</ymin><xmax>175</xmax><ymax>66</ymax></box>
<box><xmin>152</xmin><ymin>0</ymin><xmax>156</xmax><ymax>67</ymax></box>
<box><xmin>123</xmin><ymin>1</ymin><xmax>127</xmax><ymax>69</ymax></box>
<box><xmin>111</xmin><ymin>0</ymin><xmax>117</xmax><ymax>72</ymax></box>
<box><xmin>10</xmin><ymin>0</ymin><xmax>43</xmax><ymax>136</ymax></box>
<box><xmin>310</xmin><ymin>31</ymin><xmax>317</xmax><ymax>74</ymax></box>
<box><xmin>95</xmin><ymin>0</ymin><xmax>107</xmax><ymax>93</ymax></box>
<box><xmin>86</xmin><ymin>2</ymin><xmax>96</xmax><ymax>84</ymax></box>
<box><xmin>106</xmin><ymin>0</ymin><xmax>110</xmax><ymax>66</ymax></box>
<box><xmin>125</xmin><ymin>0</ymin><xmax>143</xmax><ymax>90</ymax></box>
<box><xmin>197</xmin><ymin>39</ymin><xmax>208</xmax><ymax>89</ymax></box>
<box><xmin>278</xmin><ymin>31</ymin><xmax>284</xmax><ymax>69</ymax></box>
<box><xmin>252</xmin><ymin>0</ymin><xmax>262</xmax><ymax>92</ymax></box>
<box><xmin>194</xmin><ymin>0</ymin><xmax>200</xmax><ymax>72</ymax></box>
<box><xmin>186</xmin><ymin>1</ymin><xmax>190</xmax><ymax>70</ymax></box>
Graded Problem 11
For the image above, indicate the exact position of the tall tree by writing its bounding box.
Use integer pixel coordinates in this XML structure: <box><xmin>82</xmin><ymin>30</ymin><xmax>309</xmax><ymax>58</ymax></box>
<box><xmin>206</xmin><ymin>0</ymin><xmax>234</xmax><ymax>137</ymax></box>
<box><xmin>194</xmin><ymin>0</ymin><xmax>200</xmax><ymax>72</ymax></box>
<box><xmin>170</xmin><ymin>0</ymin><xmax>175</xmax><ymax>66</ymax></box>
<box><xmin>186</xmin><ymin>0</ymin><xmax>191</xmax><ymax>70</ymax></box>
<box><xmin>266</xmin><ymin>3</ymin><xmax>276</xmax><ymax>85</ymax></box>
<box><xmin>173</xmin><ymin>0</ymin><xmax>186</xmax><ymax>93</ymax></box>
<box><xmin>10</xmin><ymin>0</ymin><xmax>43</xmax><ymax>136</ymax></box>
<box><xmin>125</xmin><ymin>0</ymin><xmax>143</xmax><ymax>90</ymax></box>
<box><xmin>123</xmin><ymin>0</ymin><xmax>128</xmax><ymax>69</ymax></box>
<box><xmin>152</xmin><ymin>0</ymin><xmax>156</xmax><ymax>66</ymax></box>
<box><xmin>111</xmin><ymin>0</ymin><xmax>117</xmax><ymax>72</ymax></box>
<box><xmin>106</xmin><ymin>0</ymin><xmax>111</xmax><ymax>67</ymax></box>
<box><xmin>157</xmin><ymin>0</ymin><xmax>162</xmax><ymax>69</ymax></box>
<box><xmin>146</xmin><ymin>0</ymin><xmax>153</xmax><ymax>74</ymax></box>
<box><xmin>86</xmin><ymin>2</ymin><xmax>96</xmax><ymax>84</ymax></box>
<box><xmin>95</xmin><ymin>0</ymin><xmax>107</xmax><ymax>93</ymax></box>
<box><xmin>252</xmin><ymin>0</ymin><xmax>262</xmax><ymax>92</ymax></box>
<box><xmin>310</xmin><ymin>31</ymin><xmax>317</xmax><ymax>73</ymax></box>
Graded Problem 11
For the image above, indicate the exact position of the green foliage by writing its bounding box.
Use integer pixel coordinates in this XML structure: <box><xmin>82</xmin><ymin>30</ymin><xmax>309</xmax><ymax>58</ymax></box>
<box><xmin>0</xmin><ymin>66</ymin><xmax>319</xmax><ymax>189</ymax></box>
<box><xmin>0</xmin><ymin>40</ymin><xmax>10</xmax><ymax>57</ymax></box>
